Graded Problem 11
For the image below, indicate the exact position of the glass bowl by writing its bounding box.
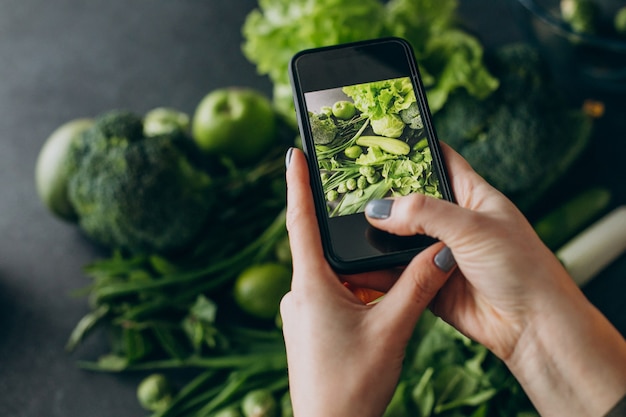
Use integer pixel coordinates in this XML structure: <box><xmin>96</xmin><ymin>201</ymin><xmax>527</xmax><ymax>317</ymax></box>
<box><xmin>511</xmin><ymin>0</ymin><xmax>626</xmax><ymax>96</ymax></box>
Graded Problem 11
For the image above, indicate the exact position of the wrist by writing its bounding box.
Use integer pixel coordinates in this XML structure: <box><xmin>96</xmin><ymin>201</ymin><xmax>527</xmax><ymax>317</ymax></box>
<box><xmin>505</xmin><ymin>279</ymin><xmax>626</xmax><ymax>416</ymax></box>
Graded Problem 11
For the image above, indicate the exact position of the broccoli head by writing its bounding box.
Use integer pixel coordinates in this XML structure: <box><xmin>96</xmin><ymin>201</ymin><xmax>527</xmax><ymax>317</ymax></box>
<box><xmin>66</xmin><ymin>110</ymin><xmax>143</xmax><ymax>175</ymax></box>
<box><xmin>399</xmin><ymin>102</ymin><xmax>424</xmax><ymax>130</ymax></box>
<box><xmin>67</xmin><ymin>110</ymin><xmax>214</xmax><ymax>255</ymax></box>
<box><xmin>434</xmin><ymin>43</ymin><xmax>593</xmax><ymax>210</ymax></box>
<box><xmin>309</xmin><ymin>112</ymin><xmax>337</xmax><ymax>145</ymax></box>
<box><xmin>460</xmin><ymin>104</ymin><xmax>552</xmax><ymax>192</ymax></box>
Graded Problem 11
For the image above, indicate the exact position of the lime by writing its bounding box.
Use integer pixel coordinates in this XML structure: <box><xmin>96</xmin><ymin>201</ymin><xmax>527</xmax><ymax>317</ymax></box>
<box><xmin>234</xmin><ymin>263</ymin><xmax>291</xmax><ymax>320</ymax></box>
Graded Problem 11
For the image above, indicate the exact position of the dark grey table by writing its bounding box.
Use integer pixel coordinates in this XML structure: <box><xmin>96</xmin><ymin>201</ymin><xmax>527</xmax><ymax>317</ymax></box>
<box><xmin>0</xmin><ymin>1</ymin><xmax>624</xmax><ymax>416</ymax></box>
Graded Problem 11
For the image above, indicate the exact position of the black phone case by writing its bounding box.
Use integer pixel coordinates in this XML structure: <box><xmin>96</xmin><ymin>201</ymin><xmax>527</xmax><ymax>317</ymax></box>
<box><xmin>289</xmin><ymin>37</ymin><xmax>454</xmax><ymax>274</ymax></box>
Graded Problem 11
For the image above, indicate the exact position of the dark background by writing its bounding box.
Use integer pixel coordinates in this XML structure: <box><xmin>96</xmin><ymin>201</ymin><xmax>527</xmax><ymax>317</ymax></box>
<box><xmin>0</xmin><ymin>1</ymin><xmax>624</xmax><ymax>416</ymax></box>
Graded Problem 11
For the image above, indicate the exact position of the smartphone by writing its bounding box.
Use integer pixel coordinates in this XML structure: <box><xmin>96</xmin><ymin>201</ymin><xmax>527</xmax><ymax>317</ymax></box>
<box><xmin>289</xmin><ymin>37</ymin><xmax>454</xmax><ymax>274</ymax></box>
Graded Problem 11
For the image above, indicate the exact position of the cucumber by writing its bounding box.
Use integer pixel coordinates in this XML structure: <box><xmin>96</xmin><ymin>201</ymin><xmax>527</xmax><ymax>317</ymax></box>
<box><xmin>356</xmin><ymin>135</ymin><xmax>410</xmax><ymax>155</ymax></box>
<box><xmin>533</xmin><ymin>187</ymin><xmax>611</xmax><ymax>251</ymax></box>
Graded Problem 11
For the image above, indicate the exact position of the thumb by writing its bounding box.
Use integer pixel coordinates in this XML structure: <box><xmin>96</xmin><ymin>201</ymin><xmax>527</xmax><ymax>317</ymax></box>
<box><xmin>365</xmin><ymin>193</ymin><xmax>479</xmax><ymax>248</ymax></box>
<box><xmin>376</xmin><ymin>242</ymin><xmax>456</xmax><ymax>334</ymax></box>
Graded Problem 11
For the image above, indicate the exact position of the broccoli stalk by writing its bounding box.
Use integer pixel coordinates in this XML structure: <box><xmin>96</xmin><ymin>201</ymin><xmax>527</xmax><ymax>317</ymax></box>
<box><xmin>67</xmin><ymin>110</ymin><xmax>214</xmax><ymax>255</ymax></box>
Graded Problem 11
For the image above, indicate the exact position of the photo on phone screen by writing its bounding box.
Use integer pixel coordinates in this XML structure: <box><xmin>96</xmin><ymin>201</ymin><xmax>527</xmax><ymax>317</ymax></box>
<box><xmin>290</xmin><ymin>38</ymin><xmax>453</xmax><ymax>273</ymax></box>
<box><xmin>304</xmin><ymin>76</ymin><xmax>444</xmax><ymax>218</ymax></box>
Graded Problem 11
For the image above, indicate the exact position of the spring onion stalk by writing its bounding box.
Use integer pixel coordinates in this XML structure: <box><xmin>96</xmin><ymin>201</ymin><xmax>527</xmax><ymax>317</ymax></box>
<box><xmin>557</xmin><ymin>206</ymin><xmax>626</xmax><ymax>287</ymax></box>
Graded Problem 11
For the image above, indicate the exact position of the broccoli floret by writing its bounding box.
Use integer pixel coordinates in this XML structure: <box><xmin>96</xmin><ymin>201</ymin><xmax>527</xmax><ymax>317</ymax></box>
<box><xmin>433</xmin><ymin>89</ymin><xmax>490</xmax><ymax>151</ymax></box>
<box><xmin>483</xmin><ymin>43</ymin><xmax>550</xmax><ymax>103</ymax></box>
<box><xmin>309</xmin><ymin>112</ymin><xmax>337</xmax><ymax>145</ymax></box>
<box><xmin>399</xmin><ymin>102</ymin><xmax>424</xmax><ymax>130</ymax></box>
<box><xmin>67</xmin><ymin>111</ymin><xmax>214</xmax><ymax>255</ymax></box>
<box><xmin>434</xmin><ymin>43</ymin><xmax>593</xmax><ymax>209</ymax></box>
<box><xmin>461</xmin><ymin>105</ymin><xmax>549</xmax><ymax>192</ymax></box>
<box><xmin>67</xmin><ymin>110</ymin><xmax>144</xmax><ymax>172</ymax></box>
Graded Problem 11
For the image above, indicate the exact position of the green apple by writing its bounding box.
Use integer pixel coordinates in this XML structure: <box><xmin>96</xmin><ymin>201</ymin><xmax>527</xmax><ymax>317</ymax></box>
<box><xmin>35</xmin><ymin>118</ymin><xmax>93</xmax><ymax>221</ymax></box>
<box><xmin>191</xmin><ymin>87</ymin><xmax>277</xmax><ymax>165</ymax></box>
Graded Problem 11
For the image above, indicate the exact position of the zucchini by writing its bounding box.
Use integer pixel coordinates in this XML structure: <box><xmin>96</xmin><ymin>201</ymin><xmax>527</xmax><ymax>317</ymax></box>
<box><xmin>356</xmin><ymin>135</ymin><xmax>410</xmax><ymax>155</ymax></box>
<box><xmin>533</xmin><ymin>187</ymin><xmax>611</xmax><ymax>250</ymax></box>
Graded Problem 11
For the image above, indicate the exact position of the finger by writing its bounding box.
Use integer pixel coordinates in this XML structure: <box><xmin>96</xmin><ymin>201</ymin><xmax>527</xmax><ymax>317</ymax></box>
<box><xmin>285</xmin><ymin>148</ymin><xmax>324</xmax><ymax>262</ymax></box>
<box><xmin>428</xmin><ymin>268</ymin><xmax>468</xmax><ymax>326</ymax></box>
<box><xmin>363</xmin><ymin>141</ymin><xmax>506</xmax><ymax>247</ymax></box>
<box><xmin>438</xmin><ymin>142</ymin><xmax>484</xmax><ymax>205</ymax></box>
<box><xmin>365</xmin><ymin>192</ymin><xmax>476</xmax><ymax>247</ymax></box>
<box><xmin>285</xmin><ymin>148</ymin><xmax>337</xmax><ymax>289</ymax></box>
<box><xmin>376</xmin><ymin>242</ymin><xmax>456</xmax><ymax>331</ymax></box>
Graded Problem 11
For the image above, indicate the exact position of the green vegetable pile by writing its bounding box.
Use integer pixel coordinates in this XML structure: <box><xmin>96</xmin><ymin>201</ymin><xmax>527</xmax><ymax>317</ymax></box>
<box><xmin>37</xmin><ymin>88</ymin><xmax>295</xmax><ymax>415</ymax></box>
<box><xmin>385</xmin><ymin>311</ymin><xmax>536</xmax><ymax>417</ymax></box>
<box><xmin>310</xmin><ymin>77</ymin><xmax>443</xmax><ymax>217</ymax></box>
<box><xmin>33</xmin><ymin>1</ymin><xmax>604</xmax><ymax>416</ymax></box>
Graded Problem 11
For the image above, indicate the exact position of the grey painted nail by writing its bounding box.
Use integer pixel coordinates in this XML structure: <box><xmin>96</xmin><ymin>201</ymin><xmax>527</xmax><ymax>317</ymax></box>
<box><xmin>434</xmin><ymin>246</ymin><xmax>456</xmax><ymax>272</ymax></box>
<box><xmin>365</xmin><ymin>199</ymin><xmax>394</xmax><ymax>219</ymax></box>
<box><xmin>285</xmin><ymin>147</ymin><xmax>294</xmax><ymax>169</ymax></box>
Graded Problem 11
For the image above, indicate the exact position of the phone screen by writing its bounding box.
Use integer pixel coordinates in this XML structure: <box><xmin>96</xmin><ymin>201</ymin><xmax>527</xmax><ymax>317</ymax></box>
<box><xmin>304</xmin><ymin>77</ymin><xmax>443</xmax><ymax>218</ymax></box>
<box><xmin>290</xmin><ymin>38</ymin><xmax>453</xmax><ymax>273</ymax></box>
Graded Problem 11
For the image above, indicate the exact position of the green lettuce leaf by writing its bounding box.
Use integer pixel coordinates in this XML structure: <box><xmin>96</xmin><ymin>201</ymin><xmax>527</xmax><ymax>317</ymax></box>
<box><xmin>343</xmin><ymin>77</ymin><xmax>416</xmax><ymax>119</ymax></box>
<box><xmin>242</xmin><ymin>0</ymin><xmax>386</xmax><ymax>117</ymax></box>
<box><xmin>242</xmin><ymin>0</ymin><xmax>498</xmax><ymax>121</ymax></box>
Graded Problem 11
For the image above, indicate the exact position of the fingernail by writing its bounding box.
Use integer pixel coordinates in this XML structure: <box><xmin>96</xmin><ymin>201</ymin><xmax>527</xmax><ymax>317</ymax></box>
<box><xmin>434</xmin><ymin>246</ymin><xmax>456</xmax><ymax>272</ymax></box>
<box><xmin>365</xmin><ymin>199</ymin><xmax>394</xmax><ymax>219</ymax></box>
<box><xmin>285</xmin><ymin>147</ymin><xmax>294</xmax><ymax>170</ymax></box>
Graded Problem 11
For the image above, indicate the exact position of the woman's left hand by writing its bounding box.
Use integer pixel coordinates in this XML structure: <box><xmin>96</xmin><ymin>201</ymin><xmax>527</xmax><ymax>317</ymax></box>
<box><xmin>281</xmin><ymin>148</ymin><xmax>456</xmax><ymax>417</ymax></box>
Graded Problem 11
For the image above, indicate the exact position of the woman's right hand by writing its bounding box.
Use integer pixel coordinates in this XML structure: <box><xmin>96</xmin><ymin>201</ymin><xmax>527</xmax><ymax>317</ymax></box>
<box><xmin>356</xmin><ymin>143</ymin><xmax>626</xmax><ymax>416</ymax></box>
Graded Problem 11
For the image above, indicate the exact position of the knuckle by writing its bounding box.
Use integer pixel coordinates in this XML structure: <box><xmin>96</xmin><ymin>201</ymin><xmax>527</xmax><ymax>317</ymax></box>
<box><xmin>394</xmin><ymin>193</ymin><xmax>430</xmax><ymax>235</ymax></box>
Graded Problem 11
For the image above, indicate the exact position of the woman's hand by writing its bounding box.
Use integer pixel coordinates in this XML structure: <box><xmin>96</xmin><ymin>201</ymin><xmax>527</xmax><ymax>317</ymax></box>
<box><xmin>280</xmin><ymin>148</ymin><xmax>456</xmax><ymax>417</ymax></box>
<box><xmin>362</xmin><ymin>143</ymin><xmax>561</xmax><ymax>360</ymax></box>
<box><xmin>362</xmin><ymin>143</ymin><xmax>626</xmax><ymax>416</ymax></box>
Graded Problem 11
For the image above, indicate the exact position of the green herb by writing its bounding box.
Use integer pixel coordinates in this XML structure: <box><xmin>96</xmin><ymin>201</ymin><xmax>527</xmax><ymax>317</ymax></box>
<box><xmin>62</xmin><ymin>133</ymin><xmax>294</xmax><ymax>413</ymax></box>
<box><xmin>383</xmin><ymin>311</ymin><xmax>537</xmax><ymax>416</ymax></box>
